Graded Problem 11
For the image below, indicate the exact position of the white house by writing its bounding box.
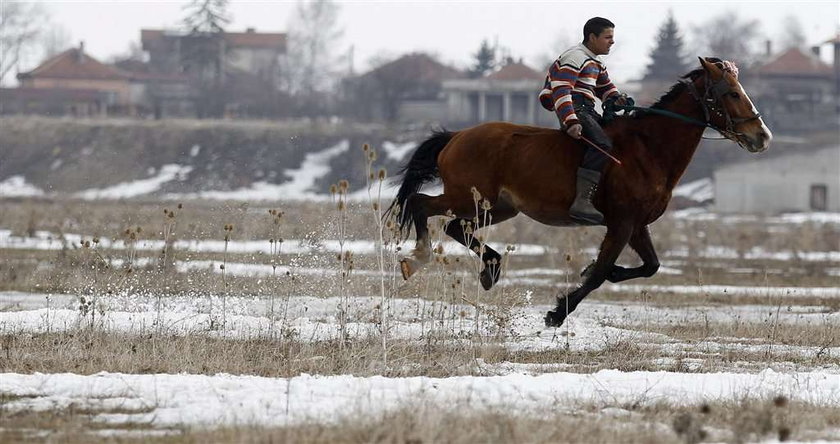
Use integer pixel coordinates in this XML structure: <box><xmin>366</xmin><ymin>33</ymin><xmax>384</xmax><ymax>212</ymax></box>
<box><xmin>713</xmin><ymin>145</ymin><xmax>839</xmax><ymax>213</ymax></box>
<box><xmin>442</xmin><ymin>61</ymin><xmax>557</xmax><ymax>127</ymax></box>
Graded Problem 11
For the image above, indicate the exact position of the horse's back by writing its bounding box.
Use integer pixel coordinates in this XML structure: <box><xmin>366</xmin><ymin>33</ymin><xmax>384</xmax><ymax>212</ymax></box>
<box><xmin>436</xmin><ymin>121</ymin><xmax>585</xmax><ymax>224</ymax></box>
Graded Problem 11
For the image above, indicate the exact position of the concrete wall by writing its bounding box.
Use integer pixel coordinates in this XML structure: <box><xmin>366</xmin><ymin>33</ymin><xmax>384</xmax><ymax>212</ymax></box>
<box><xmin>714</xmin><ymin>146</ymin><xmax>840</xmax><ymax>213</ymax></box>
<box><xmin>442</xmin><ymin>79</ymin><xmax>557</xmax><ymax>127</ymax></box>
<box><xmin>26</xmin><ymin>78</ymin><xmax>130</xmax><ymax>105</ymax></box>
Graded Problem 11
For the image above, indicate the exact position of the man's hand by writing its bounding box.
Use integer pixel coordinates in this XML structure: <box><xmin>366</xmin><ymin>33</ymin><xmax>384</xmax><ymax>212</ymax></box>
<box><xmin>566</xmin><ymin>123</ymin><xmax>583</xmax><ymax>139</ymax></box>
<box><xmin>614</xmin><ymin>94</ymin><xmax>632</xmax><ymax>107</ymax></box>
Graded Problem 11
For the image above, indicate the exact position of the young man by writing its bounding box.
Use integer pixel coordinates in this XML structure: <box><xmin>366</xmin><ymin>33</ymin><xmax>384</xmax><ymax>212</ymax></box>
<box><xmin>539</xmin><ymin>17</ymin><xmax>629</xmax><ymax>225</ymax></box>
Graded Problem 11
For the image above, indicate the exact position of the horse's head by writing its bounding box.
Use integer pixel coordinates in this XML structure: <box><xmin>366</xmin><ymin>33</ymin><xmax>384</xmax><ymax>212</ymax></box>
<box><xmin>697</xmin><ymin>57</ymin><xmax>772</xmax><ymax>153</ymax></box>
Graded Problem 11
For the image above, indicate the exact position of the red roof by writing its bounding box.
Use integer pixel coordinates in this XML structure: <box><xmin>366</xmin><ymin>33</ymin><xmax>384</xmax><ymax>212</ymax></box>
<box><xmin>226</xmin><ymin>31</ymin><xmax>286</xmax><ymax>50</ymax></box>
<box><xmin>756</xmin><ymin>47</ymin><xmax>834</xmax><ymax>77</ymax></box>
<box><xmin>487</xmin><ymin>62</ymin><xmax>543</xmax><ymax>81</ymax></box>
<box><xmin>0</xmin><ymin>87</ymin><xmax>108</xmax><ymax>101</ymax></box>
<box><xmin>113</xmin><ymin>59</ymin><xmax>192</xmax><ymax>82</ymax></box>
<box><xmin>141</xmin><ymin>29</ymin><xmax>286</xmax><ymax>51</ymax></box>
<box><xmin>18</xmin><ymin>48</ymin><xmax>130</xmax><ymax>81</ymax></box>
<box><xmin>363</xmin><ymin>53</ymin><xmax>465</xmax><ymax>81</ymax></box>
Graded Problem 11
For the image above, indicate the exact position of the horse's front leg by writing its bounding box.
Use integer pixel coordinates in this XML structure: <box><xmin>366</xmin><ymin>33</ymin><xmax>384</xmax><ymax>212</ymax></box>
<box><xmin>545</xmin><ymin>223</ymin><xmax>633</xmax><ymax>327</ymax></box>
<box><xmin>580</xmin><ymin>225</ymin><xmax>660</xmax><ymax>283</ymax></box>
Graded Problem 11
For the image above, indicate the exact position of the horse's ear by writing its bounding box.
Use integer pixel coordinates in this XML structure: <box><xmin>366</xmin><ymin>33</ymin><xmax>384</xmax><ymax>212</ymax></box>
<box><xmin>699</xmin><ymin>57</ymin><xmax>723</xmax><ymax>77</ymax></box>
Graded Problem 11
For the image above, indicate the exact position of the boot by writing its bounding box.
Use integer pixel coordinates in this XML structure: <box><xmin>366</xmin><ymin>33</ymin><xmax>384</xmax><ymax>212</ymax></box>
<box><xmin>569</xmin><ymin>168</ymin><xmax>604</xmax><ymax>225</ymax></box>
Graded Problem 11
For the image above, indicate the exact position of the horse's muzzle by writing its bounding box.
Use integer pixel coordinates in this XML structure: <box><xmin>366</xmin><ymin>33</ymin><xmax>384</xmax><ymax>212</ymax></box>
<box><xmin>741</xmin><ymin>127</ymin><xmax>772</xmax><ymax>153</ymax></box>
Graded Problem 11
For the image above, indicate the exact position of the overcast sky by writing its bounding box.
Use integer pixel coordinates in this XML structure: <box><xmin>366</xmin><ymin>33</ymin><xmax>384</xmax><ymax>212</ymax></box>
<box><xmin>25</xmin><ymin>0</ymin><xmax>840</xmax><ymax>84</ymax></box>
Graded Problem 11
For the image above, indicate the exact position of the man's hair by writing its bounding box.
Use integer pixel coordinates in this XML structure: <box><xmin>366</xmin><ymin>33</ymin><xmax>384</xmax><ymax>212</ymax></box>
<box><xmin>582</xmin><ymin>17</ymin><xmax>615</xmax><ymax>42</ymax></box>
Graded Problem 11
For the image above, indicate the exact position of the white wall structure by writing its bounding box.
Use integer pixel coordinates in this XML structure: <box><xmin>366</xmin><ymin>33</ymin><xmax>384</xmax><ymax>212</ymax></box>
<box><xmin>714</xmin><ymin>145</ymin><xmax>840</xmax><ymax>213</ymax></box>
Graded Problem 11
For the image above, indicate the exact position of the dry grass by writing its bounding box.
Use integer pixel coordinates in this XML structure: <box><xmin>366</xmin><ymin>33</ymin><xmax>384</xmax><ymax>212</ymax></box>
<box><xmin>0</xmin><ymin>330</ymin><xmax>510</xmax><ymax>378</ymax></box>
<box><xmin>3</xmin><ymin>394</ymin><xmax>839</xmax><ymax>443</ymax></box>
<box><xmin>646</xmin><ymin>318</ymin><xmax>840</xmax><ymax>349</ymax></box>
<box><xmin>2</xmin><ymin>198</ymin><xmax>838</xmax><ymax>300</ymax></box>
<box><xmin>4</xmin><ymin>326</ymin><xmax>837</xmax><ymax>379</ymax></box>
<box><xmin>2</xmin><ymin>191</ymin><xmax>839</xmax><ymax>440</ymax></box>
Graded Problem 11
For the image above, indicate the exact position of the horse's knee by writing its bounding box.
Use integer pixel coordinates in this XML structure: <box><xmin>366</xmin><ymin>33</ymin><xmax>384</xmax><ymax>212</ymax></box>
<box><xmin>641</xmin><ymin>261</ymin><xmax>660</xmax><ymax>277</ymax></box>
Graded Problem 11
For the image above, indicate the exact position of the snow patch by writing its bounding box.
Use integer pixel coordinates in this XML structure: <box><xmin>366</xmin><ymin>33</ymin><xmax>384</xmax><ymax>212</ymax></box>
<box><xmin>75</xmin><ymin>165</ymin><xmax>193</xmax><ymax>200</ymax></box>
<box><xmin>381</xmin><ymin>141</ymin><xmax>416</xmax><ymax>161</ymax></box>
<box><xmin>673</xmin><ymin>178</ymin><xmax>713</xmax><ymax>202</ymax></box>
<box><xmin>0</xmin><ymin>369</ymin><xmax>837</xmax><ymax>429</ymax></box>
<box><xmin>0</xmin><ymin>176</ymin><xmax>45</xmax><ymax>197</ymax></box>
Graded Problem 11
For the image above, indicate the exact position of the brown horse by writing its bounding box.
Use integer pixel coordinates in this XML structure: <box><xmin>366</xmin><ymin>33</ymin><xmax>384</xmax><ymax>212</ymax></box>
<box><xmin>385</xmin><ymin>57</ymin><xmax>772</xmax><ymax>327</ymax></box>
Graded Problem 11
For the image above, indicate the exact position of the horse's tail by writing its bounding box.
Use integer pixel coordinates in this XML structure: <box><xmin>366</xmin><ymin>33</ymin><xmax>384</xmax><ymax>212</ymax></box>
<box><xmin>385</xmin><ymin>129</ymin><xmax>455</xmax><ymax>238</ymax></box>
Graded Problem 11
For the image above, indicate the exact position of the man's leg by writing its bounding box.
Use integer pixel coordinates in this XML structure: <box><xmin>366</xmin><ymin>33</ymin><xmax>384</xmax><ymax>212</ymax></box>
<box><xmin>570</xmin><ymin>110</ymin><xmax>613</xmax><ymax>224</ymax></box>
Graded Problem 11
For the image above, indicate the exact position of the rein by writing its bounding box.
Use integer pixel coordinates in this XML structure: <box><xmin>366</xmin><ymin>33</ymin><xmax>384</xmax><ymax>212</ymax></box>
<box><xmin>604</xmin><ymin>71</ymin><xmax>762</xmax><ymax>142</ymax></box>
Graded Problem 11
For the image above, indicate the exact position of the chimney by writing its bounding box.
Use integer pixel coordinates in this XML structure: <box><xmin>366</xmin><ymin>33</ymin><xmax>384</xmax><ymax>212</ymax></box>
<box><xmin>833</xmin><ymin>39</ymin><xmax>840</xmax><ymax>96</ymax></box>
<box><xmin>811</xmin><ymin>45</ymin><xmax>821</xmax><ymax>58</ymax></box>
<box><xmin>765</xmin><ymin>40</ymin><xmax>772</xmax><ymax>57</ymax></box>
<box><xmin>77</xmin><ymin>41</ymin><xmax>85</xmax><ymax>63</ymax></box>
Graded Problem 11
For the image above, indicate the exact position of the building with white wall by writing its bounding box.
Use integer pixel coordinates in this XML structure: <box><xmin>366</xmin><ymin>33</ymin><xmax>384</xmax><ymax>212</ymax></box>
<box><xmin>714</xmin><ymin>145</ymin><xmax>839</xmax><ymax>213</ymax></box>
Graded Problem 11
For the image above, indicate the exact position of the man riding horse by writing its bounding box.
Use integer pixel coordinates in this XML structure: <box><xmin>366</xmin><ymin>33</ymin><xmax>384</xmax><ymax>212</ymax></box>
<box><xmin>539</xmin><ymin>17</ymin><xmax>630</xmax><ymax>225</ymax></box>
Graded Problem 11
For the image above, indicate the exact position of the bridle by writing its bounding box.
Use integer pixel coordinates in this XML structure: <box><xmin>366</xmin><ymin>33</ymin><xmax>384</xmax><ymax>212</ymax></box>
<box><xmin>608</xmin><ymin>63</ymin><xmax>763</xmax><ymax>146</ymax></box>
<box><xmin>680</xmin><ymin>67</ymin><xmax>763</xmax><ymax>144</ymax></box>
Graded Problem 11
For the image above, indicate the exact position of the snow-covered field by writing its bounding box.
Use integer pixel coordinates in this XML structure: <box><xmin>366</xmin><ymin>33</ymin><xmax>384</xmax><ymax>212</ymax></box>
<box><xmin>2</xmin><ymin>156</ymin><xmax>839</xmax><ymax>439</ymax></box>
<box><xmin>3</xmin><ymin>368</ymin><xmax>838</xmax><ymax>430</ymax></box>
<box><xmin>2</xmin><ymin>286</ymin><xmax>839</xmax><ymax>435</ymax></box>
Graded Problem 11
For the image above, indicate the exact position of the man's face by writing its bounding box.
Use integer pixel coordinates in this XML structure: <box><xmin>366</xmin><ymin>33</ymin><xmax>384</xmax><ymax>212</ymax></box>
<box><xmin>588</xmin><ymin>28</ymin><xmax>615</xmax><ymax>55</ymax></box>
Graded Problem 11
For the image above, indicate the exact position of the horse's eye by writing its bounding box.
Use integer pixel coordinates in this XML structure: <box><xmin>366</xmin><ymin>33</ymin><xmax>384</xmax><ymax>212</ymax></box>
<box><xmin>728</xmin><ymin>92</ymin><xmax>741</xmax><ymax>99</ymax></box>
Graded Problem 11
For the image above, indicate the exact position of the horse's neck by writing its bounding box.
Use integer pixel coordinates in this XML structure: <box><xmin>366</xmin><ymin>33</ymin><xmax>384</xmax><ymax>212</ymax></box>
<box><xmin>642</xmin><ymin>91</ymin><xmax>708</xmax><ymax>190</ymax></box>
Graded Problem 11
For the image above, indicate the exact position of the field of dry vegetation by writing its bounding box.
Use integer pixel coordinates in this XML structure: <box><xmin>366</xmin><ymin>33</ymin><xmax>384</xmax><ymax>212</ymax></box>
<box><xmin>1</xmin><ymin>186</ymin><xmax>839</xmax><ymax>442</ymax></box>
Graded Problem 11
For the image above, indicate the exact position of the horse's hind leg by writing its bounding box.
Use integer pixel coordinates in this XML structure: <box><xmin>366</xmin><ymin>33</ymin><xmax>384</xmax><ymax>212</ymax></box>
<box><xmin>400</xmin><ymin>193</ymin><xmax>460</xmax><ymax>280</ymax></box>
<box><xmin>445</xmin><ymin>204</ymin><xmax>518</xmax><ymax>290</ymax></box>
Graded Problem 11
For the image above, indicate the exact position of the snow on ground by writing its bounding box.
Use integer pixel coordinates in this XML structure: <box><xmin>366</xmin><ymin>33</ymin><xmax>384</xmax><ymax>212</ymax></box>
<box><xmin>0</xmin><ymin>175</ymin><xmax>45</xmax><ymax>197</ymax></box>
<box><xmin>3</xmin><ymin>229</ymin><xmax>838</xmax><ymax>262</ymax></box>
<box><xmin>381</xmin><ymin>140</ymin><xmax>416</xmax><ymax>161</ymax></box>
<box><xmin>0</xmin><ymin>229</ymin><xmax>549</xmax><ymax>256</ymax></box>
<box><xmin>1</xmin><ymin>368</ymin><xmax>838</xmax><ymax>429</ymax></box>
<box><xmin>74</xmin><ymin>165</ymin><xmax>193</xmax><ymax>200</ymax></box>
<box><xmin>1</xmin><ymin>289</ymin><xmax>839</xmax><ymax>431</ymax></box>
<box><xmin>673</xmin><ymin>178</ymin><xmax>713</xmax><ymax>202</ymax></box>
<box><xmin>2</xmin><ymin>292</ymin><xmax>838</xmax><ymax>353</ymax></box>
<box><xmin>671</xmin><ymin>208</ymin><xmax>840</xmax><ymax>225</ymax></box>
<box><xmin>166</xmin><ymin>140</ymin><xmax>350</xmax><ymax>202</ymax></box>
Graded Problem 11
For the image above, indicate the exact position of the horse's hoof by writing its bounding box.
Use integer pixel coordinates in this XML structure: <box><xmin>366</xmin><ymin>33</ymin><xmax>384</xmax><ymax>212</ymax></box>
<box><xmin>479</xmin><ymin>270</ymin><xmax>493</xmax><ymax>290</ymax></box>
<box><xmin>400</xmin><ymin>259</ymin><xmax>413</xmax><ymax>280</ymax></box>
<box><xmin>544</xmin><ymin>310</ymin><xmax>567</xmax><ymax>328</ymax></box>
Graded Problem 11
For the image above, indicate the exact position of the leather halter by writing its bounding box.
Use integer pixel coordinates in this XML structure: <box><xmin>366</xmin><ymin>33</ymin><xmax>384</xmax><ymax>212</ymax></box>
<box><xmin>680</xmin><ymin>69</ymin><xmax>762</xmax><ymax>144</ymax></box>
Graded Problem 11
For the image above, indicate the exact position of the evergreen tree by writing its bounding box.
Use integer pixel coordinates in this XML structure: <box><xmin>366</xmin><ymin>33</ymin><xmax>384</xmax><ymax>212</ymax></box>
<box><xmin>181</xmin><ymin>0</ymin><xmax>231</xmax><ymax>118</ymax></box>
<box><xmin>182</xmin><ymin>0</ymin><xmax>230</xmax><ymax>34</ymax></box>
<box><xmin>643</xmin><ymin>11</ymin><xmax>690</xmax><ymax>81</ymax></box>
<box><xmin>469</xmin><ymin>39</ymin><xmax>496</xmax><ymax>78</ymax></box>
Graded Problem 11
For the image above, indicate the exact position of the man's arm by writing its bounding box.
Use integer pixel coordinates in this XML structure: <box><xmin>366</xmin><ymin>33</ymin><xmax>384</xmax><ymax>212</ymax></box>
<box><xmin>547</xmin><ymin>59</ymin><xmax>581</xmax><ymax>129</ymax></box>
<box><xmin>594</xmin><ymin>66</ymin><xmax>620</xmax><ymax>102</ymax></box>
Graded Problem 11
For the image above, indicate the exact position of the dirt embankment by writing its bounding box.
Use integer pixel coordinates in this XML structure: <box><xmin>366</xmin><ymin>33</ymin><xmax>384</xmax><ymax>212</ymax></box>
<box><xmin>0</xmin><ymin>117</ymin><xmax>412</xmax><ymax>195</ymax></box>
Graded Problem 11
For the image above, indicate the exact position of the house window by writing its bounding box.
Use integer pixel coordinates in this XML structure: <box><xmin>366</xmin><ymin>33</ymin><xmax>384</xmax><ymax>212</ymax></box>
<box><xmin>810</xmin><ymin>184</ymin><xmax>827</xmax><ymax>211</ymax></box>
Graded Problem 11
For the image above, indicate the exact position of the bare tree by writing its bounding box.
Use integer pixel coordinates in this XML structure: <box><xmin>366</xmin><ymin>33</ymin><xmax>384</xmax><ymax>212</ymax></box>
<box><xmin>181</xmin><ymin>0</ymin><xmax>231</xmax><ymax>118</ymax></box>
<box><xmin>779</xmin><ymin>15</ymin><xmax>806</xmax><ymax>51</ymax></box>
<box><xmin>691</xmin><ymin>11</ymin><xmax>762</xmax><ymax>66</ymax></box>
<box><xmin>0</xmin><ymin>1</ymin><xmax>46</xmax><ymax>84</ymax></box>
<box><xmin>282</xmin><ymin>0</ymin><xmax>344</xmax><ymax>115</ymax></box>
<box><xmin>533</xmin><ymin>33</ymin><xmax>573</xmax><ymax>73</ymax></box>
<box><xmin>182</xmin><ymin>0</ymin><xmax>230</xmax><ymax>33</ymax></box>
<box><xmin>41</xmin><ymin>24</ymin><xmax>73</xmax><ymax>59</ymax></box>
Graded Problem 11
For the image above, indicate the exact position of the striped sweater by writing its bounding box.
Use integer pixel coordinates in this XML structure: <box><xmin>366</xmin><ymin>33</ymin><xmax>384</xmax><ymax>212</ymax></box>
<box><xmin>539</xmin><ymin>43</ymin><xmax>620</xmax><ymax>127</ymax></box>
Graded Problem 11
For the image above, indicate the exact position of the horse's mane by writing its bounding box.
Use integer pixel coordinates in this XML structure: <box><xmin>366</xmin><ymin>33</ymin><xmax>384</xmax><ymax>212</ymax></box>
<box><xmin>648</xmin><ymin>67</ymin><xmax>705</xmax><ymax>110</ymax></box>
